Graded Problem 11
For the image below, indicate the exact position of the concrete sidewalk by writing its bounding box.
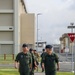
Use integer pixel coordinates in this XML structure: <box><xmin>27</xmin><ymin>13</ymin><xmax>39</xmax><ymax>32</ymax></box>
<box><xmin>35</xmin><ymin>73</ymin><xmax>45</xmax><ymax>75</ymax></box>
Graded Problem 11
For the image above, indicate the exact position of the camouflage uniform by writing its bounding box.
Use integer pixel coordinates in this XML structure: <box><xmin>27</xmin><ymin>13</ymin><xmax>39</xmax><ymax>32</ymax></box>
<box><xmin>30</xmin><ymin>52</ymin><xmax>36</xmax><ymax>75</ymax></box>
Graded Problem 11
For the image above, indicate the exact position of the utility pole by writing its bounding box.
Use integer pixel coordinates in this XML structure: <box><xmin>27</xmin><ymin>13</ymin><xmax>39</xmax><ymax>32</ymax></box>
<box><xmin>67</xmin><ymin>23</ymin><xmax>75</xmax><ymax>72</ymax></box>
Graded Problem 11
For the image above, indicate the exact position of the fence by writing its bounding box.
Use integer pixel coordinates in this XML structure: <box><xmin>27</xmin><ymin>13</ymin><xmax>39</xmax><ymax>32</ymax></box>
<box><xmin>0</xmin><ymin>54</ymin><xmax>15</xmax><ymax>60</ymax></box>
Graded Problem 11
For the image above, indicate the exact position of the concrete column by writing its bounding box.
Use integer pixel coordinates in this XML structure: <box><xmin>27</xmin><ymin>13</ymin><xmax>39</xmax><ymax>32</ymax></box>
<box><xmin>60</xmin><ymin>41</ymin><xmax>64</xmax><ymax>53</ymax></box>
<box><xmin>61</xmin><ymin>41</ymin><xmax>64</xmax><ymax>49</ymax></box>
<box><xmin>70</xmin><ymin>43</ymin><xmax>72</xmax><ymax>53</ymax></box>
<box><xmin>13</xmin><ymin>0</ymin><xmax>20</xmax><ymax>54</ymax></box>
<box><xmin>65</xmin><ymin>38</ymin><xmax>69</xmax><ymax>53</ymax></box>
<box><xmin>65</xmin><ymin>38</ymin><xmax>69</xmax><ymax>48</ymax></box>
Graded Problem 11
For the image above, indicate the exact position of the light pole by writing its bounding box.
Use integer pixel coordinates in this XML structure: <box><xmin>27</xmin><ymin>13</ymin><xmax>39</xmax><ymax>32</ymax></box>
<box><xmin>67</xmin><ymin>23</ymin><xmax>75</xmax><ymax>72</ymax></box>
<box><xmin>37</xmin><ymin>13</ymin><xmax>42</xmax><ymax>51</ymax></box>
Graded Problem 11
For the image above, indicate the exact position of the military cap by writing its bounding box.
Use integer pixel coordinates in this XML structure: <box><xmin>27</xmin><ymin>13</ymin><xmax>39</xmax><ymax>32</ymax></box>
<box><xmin>22</xmin><ymin>43</ymin><xmax>28</xmax><ymax>48</ymax></box>
<box><xmin>45</xmin><ymin>45</ymin><xmax>52</xmax><ymax>49</ymax></box>
<box><xmin>29</xmin><ymin>48</ymin><xmax>33</xmax><ymax>51</ymax></box>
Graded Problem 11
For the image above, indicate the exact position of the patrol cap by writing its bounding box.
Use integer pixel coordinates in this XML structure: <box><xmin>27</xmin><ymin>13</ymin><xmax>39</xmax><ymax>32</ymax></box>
<box><xmin>45</xmin><ymin>45</ymin><xmax>52</xmax><ymax>49</ymax></box>
<box><xmin>34</xmin><ymin>50</ymin><xmax>36</xmax><ymax>51</ymax></box>
<box><xmin>22</xmin><ymin>43</ymin><xmax>28</xmax><ymax>48</ymax></box>
<box><xmin>29</xmin><ymin>48</ymin><xmax>33</xmax><ymax>52</ymax></box>
<box><xmin>42</xmin><ymin>49</ymin><xmax>45</xmax><ymax>51</ymax></box>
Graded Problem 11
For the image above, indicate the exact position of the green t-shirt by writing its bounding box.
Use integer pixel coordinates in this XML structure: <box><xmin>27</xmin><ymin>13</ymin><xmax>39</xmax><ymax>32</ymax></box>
<box><xmin>42</xmin><ymin>52</ymin><xmax>59</xmax><ymax>71</ymax></box>
<box><xmin>15</xmin><ymin>52</ymin><xmax>32</xmax><ymax>72</ymax></box>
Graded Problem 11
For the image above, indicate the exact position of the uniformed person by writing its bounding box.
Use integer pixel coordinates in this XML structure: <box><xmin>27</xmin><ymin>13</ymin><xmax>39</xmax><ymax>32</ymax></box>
<box><xmin>33</xmin><ymin>50</ymin><xmax>40</xmax><ymax>71</ymax></box>
<box><xmin>42</xmin><ymin>45</ymin><xmax>59</xmax><ymax>75</ymax></box>
<box><xmin>34</xmin><ymin>50</ymin><xmax>40</xmax><ymax>65</ymax></box>
<box><xmin>29</xmin><ymin>48</ymin><xmax>37</xmax><ymax>75</ymax></box>
<box><xmin>15</xmin><ymin>44</ymin><xmax>32</xmax><ymax>75</ymax></box>
<box><xmin>40</xmin><ymin>49</ymin><xmax>46</xmax><ymax>72</ymax></box>
<box><xmin>41</xmin><ymin>49</ymin><xmax>46</xmax><ymax>58</ymax></box>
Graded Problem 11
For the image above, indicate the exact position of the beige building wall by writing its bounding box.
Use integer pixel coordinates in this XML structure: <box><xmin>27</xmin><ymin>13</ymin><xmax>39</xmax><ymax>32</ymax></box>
<box><xmin>19</xmin><ymin>0</ymin><xmax>35</xmax><ymax>49</ymax></box>
<box><xmin>0</xmin><ymin>14</ymin><xmax>13</xmax><ymax>26</ymax></box>
<box><xmin>0</xmin><ymin>0</ymin><xmax>14</xmax><ymax>54</ymax></box>
<box><xmin>0</xmin><ymin>0</ymin><xmax>13</xmax><ymax>9</ymax></box>
<box><xmin>20</xmin><ymin>14</ymin><xmax>35</xmax><ymax>48</ymax></box>
<box><xmin>18</xmin><ymin>0</ymin><xmax>26</xmax><ymax>50</ymax></box>
<box><xmin>19</xmin><ymin>0</ymin><xmax>26</xmax><ymax>15</ymax></box>
<box><xmin>0</xmin><ymin>0</ymin><xmax>35</xmax><ymax>54</ymax></box>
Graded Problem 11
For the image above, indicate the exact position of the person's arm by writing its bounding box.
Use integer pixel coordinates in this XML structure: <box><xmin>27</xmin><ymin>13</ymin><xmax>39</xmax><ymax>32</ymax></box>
<box><xmin>14</xmin><ymin>61</ymin><xmax>19</xmax><ymax>69</ymax></box>
<box><xmin>41</xmin><ymin>54</ymin><xmax>45</xmax><ymax>70</ymax></box>
<box><xmin>15</xmin><ymin>54</ymin><xmax>20</xmax><ymax>69</ymax></box>
<box><xmin>42</xmin><ymin>63</ymin><xmax>45</xmax><ymax>70</ymax></box>
<box><xmin>29</xmin><ymin>63</ymin><xmax>32</xmax><ymax>69</ymax></box>
<box><xmin>34</xmin><ymin>61</ymin><xmax>37</xmax><ymax>67</ymax></box>
<box><xmin>37</xmin><ymin>53</ymin><xmax>40</xmax><ymax>57</ymax></box>
<box><xmin>29</xmin><ymin>54</ymin><xmax>32</xmax><ymax>69</ymax></box>
<box><xmin>55</xmin><ymin>54</ymin><xmax>59</xmax><ymax>71</ymax></box>
<box><xmin>57</xmin><ymin>62</ymin><xmax>59</xmax><ymax>71</ymax></box>
<box><xmin>32</xmin><ymin>54</ymin><xmax>38</xmax><ymax>69</ymax></box>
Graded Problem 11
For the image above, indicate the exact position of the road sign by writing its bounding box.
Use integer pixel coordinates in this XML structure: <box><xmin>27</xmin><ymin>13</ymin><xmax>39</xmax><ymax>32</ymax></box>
<box><xmin>68</xmin><ymin>26</ymin><xmax>75</xmax><ymax>28</ymax></box>
<box><xmin>68</xmin><ymin>33</ymin><xmax>75</xmax><ymax>42</ymax></box>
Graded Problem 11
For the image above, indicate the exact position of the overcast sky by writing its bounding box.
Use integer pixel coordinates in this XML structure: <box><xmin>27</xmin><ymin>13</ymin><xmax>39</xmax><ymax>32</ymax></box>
<box><xmin>24</xmin><ymin>0</ymin><xmax>75</xmax><ymax>44</ymax></box>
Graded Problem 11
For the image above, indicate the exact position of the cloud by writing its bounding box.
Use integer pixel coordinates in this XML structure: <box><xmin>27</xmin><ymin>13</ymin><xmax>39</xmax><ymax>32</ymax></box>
<box><xmin>68</xmin><ymin>0</ymin><xmax>75</xmax><ymax>10</ymax></box>
<box><xmin>58</xmin><ymin>0</ymin><xmax>74</xmax><ymax>10</ymax></box>
<box><xmin>24</xmin><ymin>0</ymin><xmax>75</xmax><ymax>44</ymax></box>
<box><xmin>38</xmin><ymin>10</ymin><xmax>75</xmax><ymax>44</ymax></box>
<box><xmin>25</xmin><ymin>0</ymin><xmax>50</xmax><ymax>13</ymax></box>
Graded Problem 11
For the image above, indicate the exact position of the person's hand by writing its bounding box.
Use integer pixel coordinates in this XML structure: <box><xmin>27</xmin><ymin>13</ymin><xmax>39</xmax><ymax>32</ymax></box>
<box><xmin>42</xmin><ymin>64</ymin><xmax>45</xmax><ymax>70</ymax></box>
<box><xmin>30</xmin><ymin>68</ymin><xmax>32</xmax><ymax>71</ymax></box>
<box><xmin>14</xmin><ymin>63</ymin><xmax>19</xmax><ymax>69</ymax></box>
<box><xmin>35</xmin><ymin>64</ymin><xmax>38</xmax><ymax>67</ymax></box>
<box><xmin>15</xmin><ymin>65</ymin><xmax>18</xmax><ymax>69</ymax></box>
<box><xmin>34</xmin><ymin>64</ymin><xmax>38</xmax><ymax>70</ymax></box>
<box><xmin>34</xmin><ymin>66</ymin><xmax>37</xmax><ymax>70</ymax></box>
<box><xmin>57</xmin><ymin>67</ymin><xmax>59</xmax><ymax>71</ymax></box>
<box><xmin>42</xmin><ymin>68</ymin><xmax>44</xmax><ymax>72</ymax></box>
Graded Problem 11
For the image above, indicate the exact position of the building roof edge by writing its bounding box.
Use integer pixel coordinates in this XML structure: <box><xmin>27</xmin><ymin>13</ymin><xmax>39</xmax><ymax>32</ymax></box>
<box><xmin>21</xmin><ymin>0</ymin><xmax>27</xmax><ymax>13</ymax></box>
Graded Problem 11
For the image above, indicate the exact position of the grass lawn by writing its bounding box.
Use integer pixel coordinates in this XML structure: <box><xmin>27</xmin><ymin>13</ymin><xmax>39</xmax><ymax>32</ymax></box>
<box><xmin>0</xmin><ymin>69</ymin><xmax>19</xmax><ymax>75</ymax></box>
<box><xmin>0</xmin><ymin>55</ymin><xmax>74</xmax><ymax>75</ymax></box>
<box><xmin>0</xmin><ymin>69</ymin><xmax>74</xmax><ymax>75</ymax></box>
<box><xmin>57</xmin><ymin>72</ymin><xmax>74</xmax><ymax>75</ymax></box>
